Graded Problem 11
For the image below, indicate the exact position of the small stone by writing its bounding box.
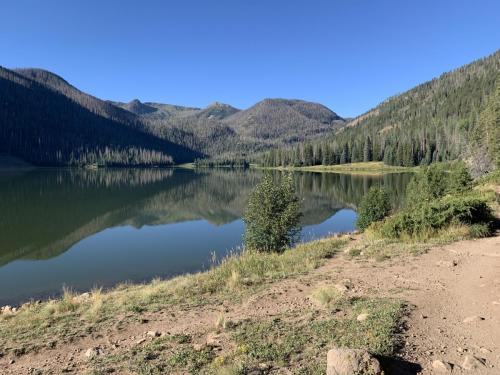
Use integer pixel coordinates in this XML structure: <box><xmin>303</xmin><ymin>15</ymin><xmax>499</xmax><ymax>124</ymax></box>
<box><xmin>479</xmin><ymin>347</ymin><xmax>491</xmax><ymax>354</ymax></box>
<box><xmin>135</xmin><ymin>338</ymin><xmax>146</xmax><ymax>345</ymax></box>
<box><xmin>327</xmin><ymin>348</ymin><xmax>382</xmax><ymax>375</ymax></box>
<box><xmin>258</xmin><ymin>362</ymin><xmax>271</xmax><ymax>370</ymax></box>
<box><xmin>462</xmin><ymin>316</ymin><xmax>485</xmax><ymax>323</ymax></box>
<box><xmin>84</xmin><ymin>347</ymin><xmax>103</xmax><ymax>359</ymax></box>
<box><xmin>432</xmin><ymin>359</ymin><xmax>452</xmax><ymax>372</ymax></box>
<box><xmin>193</xmin><ymin>343</ymin><xmax>206</xmax><ymax>351</ymax></box>
<box><xmin>436</xmin><ymin>260</ymin><xmax>457</xmax><ymax>267</ymax></box>
<box><xmin>9</xmin><ymin>359</ymin><xmax>15</xmax><ymax>365</ymax></box>
<box><xmin>146</xmin><ymin>330</ymin><xmax>161</xmax><ymax>337</ymax></box>
<box><xmin>462</xmin><ymin>355</ymin><xmax>486</xmax><ymax>370</ymax></box>
<box><xmin>492</xmin><ymin>301</ymin><xmax>500</xmax><ymax>305</ymax></box>
<box><xmin>206</xmin><ymin>332</ymin><xmax>223</xmax><ymax>347</ymax></box>
<box><xmin>356</xmin><ymin>313</ymin><xmax>369</xmax><ymax>322</ymax></box>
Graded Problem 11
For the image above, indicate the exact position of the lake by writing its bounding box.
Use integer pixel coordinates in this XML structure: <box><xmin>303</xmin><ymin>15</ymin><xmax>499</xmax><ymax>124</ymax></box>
<box><xmin>0</xmin><ymin>168</ymin><xmax>412</xmax><ymax>305</ymax></box>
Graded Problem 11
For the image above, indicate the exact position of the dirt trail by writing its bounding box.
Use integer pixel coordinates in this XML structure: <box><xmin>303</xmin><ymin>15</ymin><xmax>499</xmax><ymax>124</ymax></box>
<box><xmin>397</xmin><ymin>236</ymin><xmax>500</xmax><ymax>374</ymax></box>
<box><xmin>1</xmin><ymin>235</ymin><xmax>499</xmax><ymax>374</ymax></box>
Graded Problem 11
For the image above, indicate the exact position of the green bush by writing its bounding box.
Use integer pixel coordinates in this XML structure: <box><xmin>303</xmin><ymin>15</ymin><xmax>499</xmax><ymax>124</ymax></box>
<box><xmin>448</xmin><ymin>162</ymin><xmax>473</xmax><ymax>194</ymax></box>
<box><xmin>243</xmin><ymin>173</ymin><xmax>302</xmax><ymax>252</ymax></box>
<box><xmin>380</xmin><ymin>194</ymin><xmax>492</xmax><ymax>239</ymax></box>
<box><xmin>356</xmin><ymin>187</ymin><xmax>391</xmax><ymax>231</ymax></box>
<box><xmin>404</xmin><ymin>162</ymin><xmax>473</xmax><ymax>208</ymax></box>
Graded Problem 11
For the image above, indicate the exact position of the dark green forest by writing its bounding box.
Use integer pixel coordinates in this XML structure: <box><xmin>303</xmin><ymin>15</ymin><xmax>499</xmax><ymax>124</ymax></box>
<box><xmin>258</xmin><ymin>50</ymin><xmax>500</xmax><ymax>174</ymax></box>
<box><xmin>0</xmin><ymin>68</ymin><xmax>201</xmax><ymax>166</ymax></box>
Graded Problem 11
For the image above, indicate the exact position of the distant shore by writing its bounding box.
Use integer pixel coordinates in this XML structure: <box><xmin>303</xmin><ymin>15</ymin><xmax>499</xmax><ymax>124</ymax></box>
<box><xmin>257</xmin><ymin>161</ymin><xmax>417</xmax><ymax>175</ymax></box>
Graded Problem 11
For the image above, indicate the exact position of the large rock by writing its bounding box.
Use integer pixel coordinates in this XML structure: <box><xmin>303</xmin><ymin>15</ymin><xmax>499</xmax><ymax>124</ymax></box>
<box><xmin>432</xmin><ymin>359</ymin><xmax>452</xmax><ymax>372</ymax></box>
<box><xmin>327</xmin><ymin>348</ymin><xmax>382</xmax><ymax>375</ymax></box>
<box><xmin>462</xmin><ymin>355</ymin><xmax>486</xmax><ymax>370</ymax></box>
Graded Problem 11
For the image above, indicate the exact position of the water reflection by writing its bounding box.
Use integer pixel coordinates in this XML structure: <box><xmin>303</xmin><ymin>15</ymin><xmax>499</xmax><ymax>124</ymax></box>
<box><xmin>0</xmin><ymin>168</ymin><xmax>412</xmax><ymax>304</ymax></box>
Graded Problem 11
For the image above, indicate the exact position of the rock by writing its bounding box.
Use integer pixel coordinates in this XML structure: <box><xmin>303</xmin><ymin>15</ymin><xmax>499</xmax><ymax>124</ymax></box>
<box><xmin>436</xmin><ymin>260</ymin><xmax>457</xmax><ymax>267</ymax></box>
<box><xmin>84</xmin><ymin>347</ymin><xmax>104</xmax><ymax>359</ymax></box>
<box><xmin>258</xmin><ymin>362</ymin><xmax>271</xmax><ymax>370</ymax></box>
<box><xmin>135</xmin><ymin>338</ymin><xmax>146</xmax><ymax>345</ymax></box>
<box><xmin>327</xmin><ymin>348</ymin><xmax>382</xmax><ymax>375</ymax></box>
<box><xmin>193</xmin><ymin>343</ymin><xmax>206</xmax><ymax>351</ymax></box>
<box><xmin>334</xmin><ymin>284</ymin><xmax>349</xmax><ymax>293</ymax></box>
<box><xmin>1</xmin><ymin>305</ymin><xmax>14</xmax><ymax>314</ymax></box>
<box><xmin>462</xmin><ymin>316</ymin><xmax>485</xmax><ymax>323</ymax></box>
<box><xmin>146</xmin><ymin>330</ymin><xmax>161</xmax><ymax>337</ymax></box>
<box><xmin>462</xmin><ymin>355</ymin><xmax>486</xmax><ymax>370</ymax></box>
<box><xmin>492</xmin><ymin>301</ymin><xmax>500</xmax><ymax>305</ymax></box>
<box><xmin>356</xmin><ymin>313</ymin><xmax>370</xmax><ymax>322</ymax></box>
<box><xmin>479</xmin><ymin>347</ymin><xmax>491</xmax><ymax>354</ymax></box>
<box><xmin>206</xmin><ymin>332</ymin><xmax>223</xmax><ymax>347</ymax></box>
<box><xmin>432</xmin><ymin>359</ymin><xmax>452</xmax><ymax>372</ymax></box>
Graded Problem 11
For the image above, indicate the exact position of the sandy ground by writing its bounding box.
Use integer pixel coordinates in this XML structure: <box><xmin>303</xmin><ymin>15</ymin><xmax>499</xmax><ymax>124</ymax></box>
<box><xmin>1</xmin><ymin>234</ymin><xmax>499</xmax><ymax>374</ymax></box>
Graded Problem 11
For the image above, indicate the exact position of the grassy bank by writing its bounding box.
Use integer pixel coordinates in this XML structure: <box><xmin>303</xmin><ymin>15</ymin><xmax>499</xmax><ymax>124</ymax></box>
<box><xmin>0</xmin><ymin>235</ymin><xmax>408</xmax><ymax>374</ymax></box>
<box><xmin>0</xmin><ymin>237</ymin><xmax>347</xmax><ymax>352</ymax></box>
<box><xmin>258</xmin><ymin>162</ymin><xmax>416</xmax><ymax>175</ymax></box>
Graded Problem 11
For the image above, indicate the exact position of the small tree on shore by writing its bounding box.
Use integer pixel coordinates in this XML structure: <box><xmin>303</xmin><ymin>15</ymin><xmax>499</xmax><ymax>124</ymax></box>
<box><xmin>357</xmin><ymin>187</ymin><xmax>391</xmax><ymax>231</ymax></box>
<box><xmin>243</xmin><ymin>173</ymin><xmax>302</xmax><ymax>252</ymax></box>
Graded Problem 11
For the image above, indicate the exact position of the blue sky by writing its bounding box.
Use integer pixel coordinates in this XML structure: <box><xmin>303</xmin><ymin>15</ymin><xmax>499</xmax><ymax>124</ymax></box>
<box><xmin>1</xmin><ymin>0</ymin><xmax>499</xmax><ymax>117</ymax></box>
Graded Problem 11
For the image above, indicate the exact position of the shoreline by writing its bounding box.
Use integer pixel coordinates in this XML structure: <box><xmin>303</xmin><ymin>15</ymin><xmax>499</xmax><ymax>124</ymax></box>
<box><xmin>255</xmin><ymin>161</ymin><xmax>417</xmax><ymax>175</ymax></box>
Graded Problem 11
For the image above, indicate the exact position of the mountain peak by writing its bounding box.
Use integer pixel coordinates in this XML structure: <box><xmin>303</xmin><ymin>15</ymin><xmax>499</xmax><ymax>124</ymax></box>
<box><xmin>124</xmin><ymin>99</ymin><xmax>157</xmax><ymax>115</ymax></box>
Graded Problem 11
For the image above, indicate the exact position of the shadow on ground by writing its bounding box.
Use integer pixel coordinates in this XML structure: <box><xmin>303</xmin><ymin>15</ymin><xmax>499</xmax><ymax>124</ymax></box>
<box><xmin>379</xmin><ymin>356</ymin><xmax>422</xmax><ymax>375</ymax></box>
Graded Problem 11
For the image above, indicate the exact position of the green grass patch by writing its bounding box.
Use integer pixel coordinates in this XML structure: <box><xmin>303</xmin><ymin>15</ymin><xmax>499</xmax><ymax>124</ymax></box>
<box><xmin>258</xmin><ymin>162</ymin><xmax>416</xmax><ymax>175</ymax></box>
<box><xmin>87</xmin><ymin>297</ymin><xmax>404</xmax><ymax>375</ymax></box>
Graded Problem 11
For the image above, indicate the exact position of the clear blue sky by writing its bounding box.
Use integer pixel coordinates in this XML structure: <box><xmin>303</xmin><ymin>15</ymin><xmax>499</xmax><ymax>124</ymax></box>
<box><xmin>1</xmin><ymin>0</ymin><xmax>499</xmax><ymax>117</ymax></box>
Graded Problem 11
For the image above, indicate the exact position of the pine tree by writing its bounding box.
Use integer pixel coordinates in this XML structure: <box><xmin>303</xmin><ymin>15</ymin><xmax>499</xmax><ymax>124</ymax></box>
<box><xmin>363</xmin><ymin>136</ymin><xmax>373</xmax><ymax>162</ymax></box>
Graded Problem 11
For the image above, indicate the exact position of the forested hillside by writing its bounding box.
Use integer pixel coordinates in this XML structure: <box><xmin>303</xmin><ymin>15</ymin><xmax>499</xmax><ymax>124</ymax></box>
<box><xmin>114</xmin><ymin>98</ymin><xmax>344</xmax><ymax>157</ymax></box>
<box><xmin>0</xmin><ymin>65</ymin><xmax>344</xmax><ymax>166</ymax></box>
<box><xmin>0</xmin><ymin>67</ymin><xmax>200</xmax><ymax>166</ymax></box>
<box><xmin>2</xmin><ymin>50</ymin><xmax>497</xmax><ymax>168</ymax></box>
<box><xmin>259</xmin><ymin>50</ymin><xmax>500</xmax><ymax>172</ymax></box>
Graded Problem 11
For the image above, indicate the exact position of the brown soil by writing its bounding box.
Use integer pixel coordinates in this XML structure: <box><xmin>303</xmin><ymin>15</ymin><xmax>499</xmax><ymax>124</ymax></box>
<box><xmin>1</xmin><ymin>235</ymin><xmax>499</xmax><ymax>374</ymax></box>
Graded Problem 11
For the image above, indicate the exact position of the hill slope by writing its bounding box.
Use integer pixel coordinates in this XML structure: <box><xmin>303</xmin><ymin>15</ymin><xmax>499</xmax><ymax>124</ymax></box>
<box><xmin>335</xmin><ymin>50</ymin><xmax>500</xmax><ymax>166</ymax></box>
<box><xmin>115</xmin><ymin>98</ymin><xmax>344</xmax><ymax>157</ymax></box>
<box><xmin>0</xmin><ymin>67</ymin><xmax>201</xmax><ymax>166</ymax></box>
<box><xmin>259</xmin><ymin>50</ymin><xmax>500</xmax><ymax>168</ymax></box>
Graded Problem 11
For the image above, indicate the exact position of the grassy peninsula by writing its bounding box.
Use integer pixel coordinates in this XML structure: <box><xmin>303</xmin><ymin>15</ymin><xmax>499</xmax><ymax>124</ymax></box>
<box><xmin>259</xmin><ymin>161</ymin><xmax>416</xmax><ymax>175</ymax></box>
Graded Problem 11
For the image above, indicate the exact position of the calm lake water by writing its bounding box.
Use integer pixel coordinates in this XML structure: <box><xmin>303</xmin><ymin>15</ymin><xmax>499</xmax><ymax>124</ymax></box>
<box><xmin>0</xmin><ymin>168</ymin><xmax>412</xmax><ymax>305</ymax></box>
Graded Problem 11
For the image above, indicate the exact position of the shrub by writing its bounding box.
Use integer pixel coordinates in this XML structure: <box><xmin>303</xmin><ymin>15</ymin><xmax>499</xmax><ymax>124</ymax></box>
<box><xmin>379</xmin><ymin>194</ymin><xmax>492</xmax><ymax>239</ymax></box>
<box><xmin>243</xmin><ymin>173</ymin><xmax>301</xmax><ymax>252</ymax></box>
<box><xmin>404</xmin><ymin>164</ymin><xmax>448</xmax><ymax>207</ymax></box>
<box><xmin>356</xmin><ymin>187</ymin><xmax>391</xmax><ymax>231</ymax></box>
<box><xmin>448</xmin><ymin>162</ymin><xmax>473</xmax><ymax>194</ymax></box>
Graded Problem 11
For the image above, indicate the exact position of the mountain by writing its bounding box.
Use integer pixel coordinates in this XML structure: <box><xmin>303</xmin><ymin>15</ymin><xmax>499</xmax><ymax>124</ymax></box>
<box><xmin>226</xmin><ymin>99</ymin><xmax>343</xmax><ymax>144</ymax></box>
<box><xmin>0</xmin><ymin>65</ymin><xmax>345</xmax><ymax>166</ymax></box>
<box><xmin>259</xmin><ymin>50</ymin><xmax>500</xmax><ymax>169</ymax></box>
<box><xmin>115</xmin><ymin>98</ymin><xmax>344</xmax><ymax>157</ymax></box>
<box><xmin>0</xmin><ymin>67</ymin><xmax>202</xmax><ymax>166</ymax></box>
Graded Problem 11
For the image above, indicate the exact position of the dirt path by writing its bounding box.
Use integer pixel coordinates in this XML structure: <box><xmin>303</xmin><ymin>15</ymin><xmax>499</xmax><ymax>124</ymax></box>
<box><xmin>397</xmin><ymin>236</ymin><xmax>500</xmax><ymax>374</ymax></box>
<box><xmin>1</xmin><ymin>235</ymin><xmax>499</xmax><ymax>374</ymax></box>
